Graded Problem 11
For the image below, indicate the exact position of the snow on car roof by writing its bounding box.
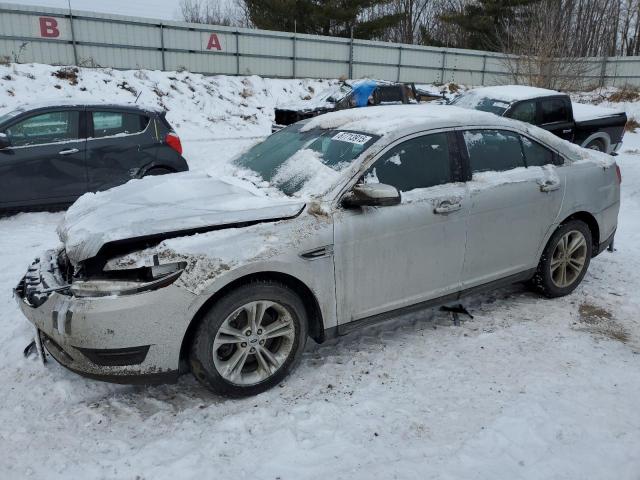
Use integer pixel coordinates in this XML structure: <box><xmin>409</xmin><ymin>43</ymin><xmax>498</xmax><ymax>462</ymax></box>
<box><xmin>301</xmin><ymin>104</ymin><xmax>515</xmax><ymax>136</ymax></box>
<box><xmin>300</xmin><ymin>103</ymin><xmax>613</xmax><ymax>167</ymax></box>
<box><xmin>463</xmin><ymin>85</ymin><xmax>561</xmax><ymax>103</ymax></box>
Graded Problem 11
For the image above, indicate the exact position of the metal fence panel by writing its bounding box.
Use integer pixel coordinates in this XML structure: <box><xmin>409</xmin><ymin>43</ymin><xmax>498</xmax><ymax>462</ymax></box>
<box><xmin>0</xmin><ymin>1</ymin><xmax>639</xmax><ymax>88</ymax></box>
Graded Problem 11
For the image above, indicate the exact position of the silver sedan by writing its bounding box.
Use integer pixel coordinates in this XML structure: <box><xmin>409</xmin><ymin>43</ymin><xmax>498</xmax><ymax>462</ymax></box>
<box><xmin>16</xmin><ymin>105</ymin><xmax>621</xmax><ymax>396</ymax></box>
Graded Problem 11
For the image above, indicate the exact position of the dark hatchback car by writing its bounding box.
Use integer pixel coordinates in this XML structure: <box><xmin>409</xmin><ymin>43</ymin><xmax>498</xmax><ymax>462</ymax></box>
<box><xmin>0</xmin><ymin>102</ymin><xmax>188</xmax><ymax>214</ymax></box>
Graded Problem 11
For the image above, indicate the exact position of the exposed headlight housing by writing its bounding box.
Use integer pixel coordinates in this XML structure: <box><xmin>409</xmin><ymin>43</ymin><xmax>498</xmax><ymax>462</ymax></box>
<box><xmin>70</xmin><ymin>262</ymin><xmax>186</xmax><ymax>298</ymax></box>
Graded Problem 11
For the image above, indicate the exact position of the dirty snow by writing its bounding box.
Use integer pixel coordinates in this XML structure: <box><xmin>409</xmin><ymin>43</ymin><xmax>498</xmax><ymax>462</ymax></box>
<box><xmin>1</xmin><ymin>65</ymin><xmax>640</xmax><ymax>479</ymax></box>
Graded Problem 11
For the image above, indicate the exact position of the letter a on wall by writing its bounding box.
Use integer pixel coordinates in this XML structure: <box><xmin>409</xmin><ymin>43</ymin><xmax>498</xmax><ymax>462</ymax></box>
<box><xmin>206</xmin><ymin>33</ymin><xmax>222</xmax><ymax>51</ymax></box>
<box><xmin>39</xmin><ymin>17</ymin><xmax>60</xmax><ymax>38</ymax></box>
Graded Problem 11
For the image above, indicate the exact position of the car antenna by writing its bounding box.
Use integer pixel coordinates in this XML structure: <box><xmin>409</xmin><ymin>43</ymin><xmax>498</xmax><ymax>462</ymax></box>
<box><xmin>134</xmin><ymin>91</ymin><xmax>142</xmax><ymax>103</ymax></box>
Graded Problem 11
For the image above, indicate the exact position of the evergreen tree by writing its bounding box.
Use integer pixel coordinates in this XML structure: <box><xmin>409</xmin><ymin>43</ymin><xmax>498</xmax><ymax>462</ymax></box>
<box><xmin>243</xmin><ymin>0</ymin><xmax>403</xmax><ymax>39</ymax></box>
<box><xmin>440</xmin><ymin>0</ymin><xmax>543</xmax><ymax>51</ymax></box>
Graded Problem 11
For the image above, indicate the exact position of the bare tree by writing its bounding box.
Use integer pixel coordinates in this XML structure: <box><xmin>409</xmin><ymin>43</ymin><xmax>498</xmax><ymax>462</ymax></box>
<box><xmin>179</xmin><ymin>0</ymin><xmax>242</xmax><ymax>26</ymax></box>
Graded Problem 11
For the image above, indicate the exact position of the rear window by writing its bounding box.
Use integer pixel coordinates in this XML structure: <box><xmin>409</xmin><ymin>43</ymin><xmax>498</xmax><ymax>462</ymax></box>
<box><xmin>91</xmin><ymin>111</ymin><xmax>149</xmax><ymax>138</ymax></box>
<box><xmin>450</xmin><ymin>93</ymin><xmax>510</xmax><ymax>115</ymax></box>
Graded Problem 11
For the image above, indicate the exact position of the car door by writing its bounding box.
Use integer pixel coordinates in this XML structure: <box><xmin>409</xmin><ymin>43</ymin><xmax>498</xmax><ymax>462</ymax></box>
<box><xmin>0</xmin><ymin>109</ymin><xmax>87</xmax><ymax>209</ymax></box>
<box><xmin>459</xmin><ymin>128</ymin><xmax>565</xmax><ymax>288</ymax></box>
<box><xmin>333</xmin><ymin>131</ymin><xmax>469</xmax><ymax>324</ymax></box>
<box><xmin>538</xmin><ymin>97</ymin><xmax>575</xmax><ymax>142</ymax></box>
<box><xmin>85</xmin><ymin>109</ymin><xmax>156</xmax><ymax>192</ymax></box>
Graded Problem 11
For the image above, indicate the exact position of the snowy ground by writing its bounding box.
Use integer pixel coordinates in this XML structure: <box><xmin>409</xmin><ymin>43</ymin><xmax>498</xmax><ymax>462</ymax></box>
<box><xmin>1</xmin><ymin>65</ymin><xmax>640</xmax><ymax>479</ymax></box>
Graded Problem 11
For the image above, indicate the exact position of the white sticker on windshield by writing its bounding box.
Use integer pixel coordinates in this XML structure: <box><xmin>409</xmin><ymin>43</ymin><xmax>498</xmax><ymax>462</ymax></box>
<box><xmin>332</xmin><ymin>131</ymin><xmax>372</xmax><ymax>145</ymax></box>
<box><xmin>493</xmin><ymin>101</ymin><xmax>509</xmax><ymax>108</ymax></box>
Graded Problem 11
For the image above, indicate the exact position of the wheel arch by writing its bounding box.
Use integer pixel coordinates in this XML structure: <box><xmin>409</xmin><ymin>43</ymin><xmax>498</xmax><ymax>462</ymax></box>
<box><xmin>560</xmin><ymin>210</ymin><xmax>600</xmax><ymax>254</ymax></box>
<box><xmin>580</xmin><ymin>132</ymin><xmax>610</xmax><ymax>152</ymax></box>
<box><xmin>179</xmin><ymin>271</ymin><xmax>326</xmax><ymax>369</ymax></box>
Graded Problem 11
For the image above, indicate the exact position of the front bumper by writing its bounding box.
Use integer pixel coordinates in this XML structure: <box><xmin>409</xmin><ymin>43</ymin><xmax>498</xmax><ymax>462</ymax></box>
<box><xmin>15</xmin><ymin>251</ymin><xmax>196</xmax><ymax>384</ymax></box>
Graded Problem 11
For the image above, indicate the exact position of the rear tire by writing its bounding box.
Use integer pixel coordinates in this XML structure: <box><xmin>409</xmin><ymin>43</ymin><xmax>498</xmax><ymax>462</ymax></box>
<box><xmin>532</xmin><ymin>220</ymin><xmax>593</xmax><ymax>298</ymax></box>
<box><xmin>189</xmin><ymin>281</ymin><xmax>308</xmax><ymax>397</ymax></box>
<box><xmin>144</xmin><ymin>167</ymin><xmax>174</xmax><ymax>176</ymax></box>
<box><xmin>585</xmin><ymin>139</ymin><xmax>606</xmax><ymax>152</ymax></box>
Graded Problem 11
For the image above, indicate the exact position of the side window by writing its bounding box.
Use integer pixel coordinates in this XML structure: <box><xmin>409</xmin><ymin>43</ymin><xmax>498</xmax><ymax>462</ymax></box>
<box><xmin>463</xmin><ymin>129</ymin><xmax>525</xmax><ymax>173</ymax></box>
<box><xmin>5</xmin><ymin>111</ymin><xmax>80</xmax><ymax>147</ymax></box>
<box><xmin>91</xmin><ymin>111</ymin><xmax>149</xmax><ymax>138</ymax></box>
<box><xmin>509</xmin><ymin>101</ymin><xmax>536</xmax><ymax>123</ymax></box>
<box><xmin>364</xmin><ymin>133</ymin><xmax>452</xmax><ymax>192</ymax></box>
<box><xmin>521</xmin><ymin>136</ymin><xmax>555</xmax><ymax>167</ymax></box>
<box><xmin>540</xmin><ymin>99</ymin><xmax>569</xmax><ymax>124</ymax></box>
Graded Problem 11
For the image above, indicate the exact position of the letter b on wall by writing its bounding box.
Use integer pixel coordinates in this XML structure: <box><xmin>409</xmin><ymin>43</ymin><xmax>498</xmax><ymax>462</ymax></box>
<box><xmin>39</xmin><ymin>17</ymin><xmax>60</xmax><ymax>38</ymax></box>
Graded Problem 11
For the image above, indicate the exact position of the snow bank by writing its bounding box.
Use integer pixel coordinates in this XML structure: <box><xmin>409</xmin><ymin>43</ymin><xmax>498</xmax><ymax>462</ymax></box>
<box><xmin>0</xmin><ymin>63</ymin><xmax>336</xmax><ymax>141</ymax></box>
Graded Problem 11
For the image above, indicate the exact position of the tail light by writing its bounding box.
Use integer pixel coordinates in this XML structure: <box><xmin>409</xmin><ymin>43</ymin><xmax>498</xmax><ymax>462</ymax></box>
<box><xmin>165</xmin><ymin>132</ymin><xmax>182</xmax><ymax>155</ymax></box>
<box><xmin>615</xmin><ymin>164</ymin><xmax>622</xmax><ymax>184</ymax></box>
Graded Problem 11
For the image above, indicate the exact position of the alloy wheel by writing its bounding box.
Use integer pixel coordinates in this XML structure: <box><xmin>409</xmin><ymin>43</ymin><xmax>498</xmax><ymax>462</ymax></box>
<box><xmin>550</xmin><ymin>230</ymin><xmax>588</xmax><ymax>288</ymax></box>
<box><xmin>212</xmin><ymin>300</ymin><xmax>296</xmax><ymax>386</ymax></box>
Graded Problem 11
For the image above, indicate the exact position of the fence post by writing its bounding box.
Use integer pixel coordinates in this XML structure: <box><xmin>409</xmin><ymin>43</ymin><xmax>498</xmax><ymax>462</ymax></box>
<box><xmin>159</xmin><ymin>23</ymin><xmax>165</xmax><ymax>71</ymax></box>
<box><xmin>348</xmin><ymin>27</ymin><xmax>354</xmax><ymax>79</ymax></box>
<box><xmin>397</xmin><ymin>45</ymin><xmax>402</xmax><ymax>82</ymax></box>
<box><xmin>292</xmin><ymin>37</ymin><xmax>297</xmax><ymax>78</ymax></box>
<box><xmin>440</xmin><ymin>50</ymin><xmax>446</xmax><ymax>84</ymax></box>
<box><xmin>235</xmin><ymin>30</ymin><xmax>240</xmax><ymax>75</ymax></box>
<box><xmin>481</xmin><ymin>54</ymin><xmax>487</xmax><ymax>85</ymax></box>
<box><xmin>598</xmin><ymin>56</ymin><xmax>608</xmax><ymax>88</ymax></box>
<box><xmin>67</xmin><ymin>9</ymin><xmax>78</xmax><ymax>65</ymax></box>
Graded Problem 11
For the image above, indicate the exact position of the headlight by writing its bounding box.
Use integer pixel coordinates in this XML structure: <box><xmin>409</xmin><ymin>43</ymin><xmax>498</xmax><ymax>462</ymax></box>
<box><xmin>70</xmin><ymin>262</ymin><xmax>186</xmax><ymax>298</ymax></box>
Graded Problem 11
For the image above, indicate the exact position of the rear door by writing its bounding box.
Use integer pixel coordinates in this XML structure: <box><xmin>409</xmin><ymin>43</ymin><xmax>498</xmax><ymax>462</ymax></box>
<box><xmin>538</xmin><ymin>97</ymin><xmax>575</xmax><ymax>142</ymax></box>
<box><xmin>459</xmin><ymin>128</ymin><xmax>564</xmax><ymax>288</ymax></box>
<box><xmin>0</xmin><ymin>109</ymin><xmax>86</xmax><ymax>209</ymax></box>
<box><xmin>85</xmin><ymin>109</ymin><xmax>156</xmax><ymax>192</ymax></box>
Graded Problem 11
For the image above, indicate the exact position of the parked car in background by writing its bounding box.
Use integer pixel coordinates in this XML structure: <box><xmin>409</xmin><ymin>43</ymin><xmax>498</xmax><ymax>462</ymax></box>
<box><xmin>0</xmin><ymin>102</ymin><xmax>188</xmax><ymax>214</ymax></box>
<box><xmin>273</xmin><ymin>79</ymin><xmax>441</xmax><ymax>131</ymax></box>
<box><xmin>16</xmin><ymin>104</ymin><xmax>620</xmax><ymax>397</ymax></box>
<box><xmin>450</xmin><ymin>85</ymin><xmax>627</xmax><ymax>154</ymax></box>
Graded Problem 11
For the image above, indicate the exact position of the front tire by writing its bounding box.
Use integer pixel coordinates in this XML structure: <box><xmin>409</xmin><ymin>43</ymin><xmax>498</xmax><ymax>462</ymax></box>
<box><xmin>189</xmin><ymin>281</ymin><xmax>308</xmax><ymax>397</ymax></box>
<box><xmin>532</xmin><ymin>220</ymin><xmax>593</xmax><ymax>298</ymax></box>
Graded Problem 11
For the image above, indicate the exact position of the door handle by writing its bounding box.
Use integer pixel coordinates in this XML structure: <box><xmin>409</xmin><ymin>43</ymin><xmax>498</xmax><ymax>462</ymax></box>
<box><xmin>434</xmin><ymin>201</ymin><xmax>462</xmax><ymax>214</ymax></box>
<box><xmin>539</xmin><ymin>180</ymin><xmax>561</xmax><ymax>192</ymax></box>
<box><xmin>58</xmin><ymin>148</ymin><xmax>79</xmax><ymax>155</ymax></box>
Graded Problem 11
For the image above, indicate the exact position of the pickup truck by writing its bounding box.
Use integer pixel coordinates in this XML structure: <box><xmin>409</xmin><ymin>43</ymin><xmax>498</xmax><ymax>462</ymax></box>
<box><xmin>450</xmin><ymin>85</ymin><xmax>627</xmax><ymax>154</ymax></box>
<box><xmin>273</xmin><ymin>79</ymin><xmax>440</xmax><ymax>131</ymax></box>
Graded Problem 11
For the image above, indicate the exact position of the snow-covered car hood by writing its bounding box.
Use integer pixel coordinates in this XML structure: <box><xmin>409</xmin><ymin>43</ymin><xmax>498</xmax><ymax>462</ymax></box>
<box><xmin>58</xmin><ymin>172</ymin><xmax>305</xmax><ymax>265</ymax></box>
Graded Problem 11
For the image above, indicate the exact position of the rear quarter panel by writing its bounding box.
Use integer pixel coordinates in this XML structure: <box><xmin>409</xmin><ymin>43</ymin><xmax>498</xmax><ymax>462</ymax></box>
<box><xmin>560</xmin><ymin>160</ymin><xmax>620</xmax><ymax>244</ymax></box>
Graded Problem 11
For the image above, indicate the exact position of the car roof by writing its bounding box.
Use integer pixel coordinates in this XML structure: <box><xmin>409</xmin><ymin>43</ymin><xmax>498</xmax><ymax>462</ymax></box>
<box><xmin>300</xmin><ymin>104</ymin><xmax>519</xmax><ymax>137</ymax></box>
<box><xmin>0</xmin><ymin>100</ymin><xmax>164</xmax><ymax>117</ymax></box>
<box><xmin>462</xmin><ymin>85</ymin><xmax>563</xmax><ymax>103</ymax></box>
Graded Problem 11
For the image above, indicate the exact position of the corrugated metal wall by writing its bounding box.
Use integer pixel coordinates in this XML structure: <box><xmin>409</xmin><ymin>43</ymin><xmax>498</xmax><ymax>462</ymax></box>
<box><xmin>1</xmin><ymin>1</ymin><xmax>638</xmax><ymax>87</ymax></box>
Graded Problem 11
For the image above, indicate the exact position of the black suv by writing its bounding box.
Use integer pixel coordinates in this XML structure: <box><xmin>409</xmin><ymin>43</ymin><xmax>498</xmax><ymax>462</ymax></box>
<box><xmin>0</xmin><ymin>103</ymin><xmax>188</xmax><ymax>214</ymax></box>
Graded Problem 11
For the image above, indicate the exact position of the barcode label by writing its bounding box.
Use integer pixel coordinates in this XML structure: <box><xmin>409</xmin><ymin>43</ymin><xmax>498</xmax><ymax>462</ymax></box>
<box><xmin>332</xmin><ymin>132</ymin><xmax>372</xmax><ymax>145</ymax></box>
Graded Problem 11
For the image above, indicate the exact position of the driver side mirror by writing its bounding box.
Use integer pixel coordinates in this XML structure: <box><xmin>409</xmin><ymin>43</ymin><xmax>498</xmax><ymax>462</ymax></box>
<box><xmin>342</xmin><ymin>183</ymin><xmax>401</xmax><ymax>208</ymax></box>
<box><xmin>0</xmin><ymin>133</ymin><xmax>10</xmax><ymax>149</ymax></box>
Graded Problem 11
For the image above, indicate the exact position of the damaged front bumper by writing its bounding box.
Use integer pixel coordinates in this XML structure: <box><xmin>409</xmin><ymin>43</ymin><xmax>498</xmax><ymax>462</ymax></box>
<box><xmin>14</xmin><ymin>250</ymin><xmax>196</xmax><ymax>384</ymax></box>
